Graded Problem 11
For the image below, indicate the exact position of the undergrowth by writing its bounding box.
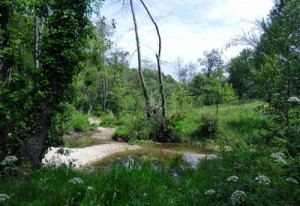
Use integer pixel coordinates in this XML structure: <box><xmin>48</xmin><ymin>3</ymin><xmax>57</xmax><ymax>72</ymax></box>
<box><xmin>0</xmin><ymin>147</ymin><xmax>299</xmax><ymax>205</ymax></box>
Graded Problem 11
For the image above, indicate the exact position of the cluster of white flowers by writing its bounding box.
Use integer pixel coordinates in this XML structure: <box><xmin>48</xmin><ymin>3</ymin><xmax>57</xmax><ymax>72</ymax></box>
<box><xmin>87</xmin><ymin>186</ymin><xmax>94</xmax><ymax>191</ymax></box>
<box><xmin>227</xmin><ymin>176</ymin><xmax>239</xmax><ymax>182</ymax></box>
<box><xmin>0</xmin><ymin>194</ymin><xmax>10</xmax><ymax>202</ymax></box>
<box><xmin>204</xmin><ymin>189</ymin><xmax>216</xmax><ymax>195</ymax></box>
<box><xmin>68</xmin><ymin>177</ymin><xmax>84</xmax><ymax>185</ymax></box>
<box><xmin>230</xmin><ymin>190</ymin><xmax>246</xmax><ymax>205</ymax></box>
<box><xmin>255</xmin><ymin>175</ymin><xmax>271</xmax><ymax>185</ymax></box>
<box><xmin>1</xmin><ymin>156</ymin><xmax>18</xmax><ymax>166</ymax></box>
<box><xmin>270</xmin><ymin>152</ymin><xmax>287</xmax><ymax>165</ymax></box>
<box><xmin>287</xmin><ymin>96</ymin><xmax>300</xmax><ymax>102</ymax></box>
<box><xmin>206</xmin><ymin>154</ymin><xmax>220</xmax><ymax>160</ymax></box>
<box><xmin>286</xmin><ymin>177</ymin><xmax>299</xmax><ymax>184</ymax></box>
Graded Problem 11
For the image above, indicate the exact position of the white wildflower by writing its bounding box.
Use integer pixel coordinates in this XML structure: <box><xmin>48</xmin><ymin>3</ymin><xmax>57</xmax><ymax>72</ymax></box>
<box><xmin>1</xmin><ymin>156</ymin><xmax>18</xmax><ymax>166</ymax></box>
<box><xmin>227</xmin><ymin>176</ymin><xmax>239</xmax><ymax>182</ymax></box>
<box><xmin>87</xmin><ymin>186</ymin><xmax>94</xmax><ymax>190</ymax></box>
<box><xmin>255</xmin><ymin>175</ymin><xmax>271</xmax><ymax>185</ymax></box>
<box><xmin>68</xmin><ymin>177</ymin><xmax>84</xmax><ymax>185</ymax></box>
<box><xmin>231</xmin><ymin>190</ymin><xmax>246</xmax><ymax>205</ymax></box>
<box><xmin>277</xmin><ymin>55</ymin><xmax>288</xmax><ymax>62</ymax></box>
<box><xmin>0</xmin><ymin>194</ymin><xmax>10</xmax><ymax>202</ymax></box>
<box><xmin>270</xmin><ymin>152</ymin><xmax>287</xmax><ymax>165</ymax></box>
<box><xmin>287</xmin><ymin>97</ymin><xmax>300</xmax><ymax>102</ymax></box>
<box><xmin>204</xmin><ymin>189</ymin><xmax>216</xmax><ymax>195</ymax></box>
<box><xmin>206</xmin><ymin>154</ymin><xmax>220</xmax><ymax>160</ymax></box>
<box><xmin>286</xmin><ymin>177</ymin><xmax>298</xmax><ymax>184</ymax></box>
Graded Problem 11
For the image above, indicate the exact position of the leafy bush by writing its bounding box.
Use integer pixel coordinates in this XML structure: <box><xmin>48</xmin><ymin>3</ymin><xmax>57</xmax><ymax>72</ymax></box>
<box><xmin>73</xmin><ymin>113</ymin><xmax>91</xmax><ymax>132</ymax></box>
<box><xmin>113</xmin><ymin>113</ymin><xmax>154</xmax><ymax>142</ymax></box>
<box><xmin>100</xmin><ymin>113</ymin><xmax>118</xmax><ymax>127</ymax></box>
<box><xmin>193</xmin><ymin>115</ymin><xmax>219</xmax><ymax>140</ymax></box>
<box><xmin>66</xmin><ymin>111</ymin><xmax>93</xmax><ymax>133</ymax></box>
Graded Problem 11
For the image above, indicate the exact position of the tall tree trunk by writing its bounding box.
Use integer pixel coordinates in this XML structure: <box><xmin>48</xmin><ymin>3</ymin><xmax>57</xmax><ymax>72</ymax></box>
<box><xmin>20</xmin><ymin>8</ymin><xmax>49</xmax><ymax>169</ymax></box>
<box><xmin>85</xmin><ymin>85</ymin><xmax>93</xmax><ymax>114</ymax></box>
<box><xmin>129</xmin><ymin>0</ymin><xmax>152</xmax><ymax>119</ymax></box>
<box><xmin>0</xmin><ymin>3</ymin><xmax>12</xmax><ymax>86</ymax></box>
<box><xmin>140</xmin><ymin>0</ymin><xmax>167</xmax><ymax>133</ymax></box>
<box><xmin>34</xmin><ymin>16</ymin><xmax>44</xmax><ymax>69</ymax></box>
<box><xmin>285</xmin><ymin>44</ymin><xmax>291</xmax><ymax>139</ymax></box>
<box><xmin>106</xmin><ymin>62</ymin><xmax>118</xmax><ymax>110</ymax></box>
<box><xmin>22</xmin><ymin>106</ymin><xmax>50</xmax><ymax>169</ymax></box>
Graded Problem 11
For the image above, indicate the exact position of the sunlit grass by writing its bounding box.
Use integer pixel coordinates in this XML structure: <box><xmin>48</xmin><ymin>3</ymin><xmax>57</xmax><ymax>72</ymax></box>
<box><xmin>63</xmin><ymin>136</ymin><xmax>109</xmax><ymax>148</ymax></box>
<box><xmin>1</xmin><ymin>146</ymin><xmax>299</xmax><ymax>205</ymax></box>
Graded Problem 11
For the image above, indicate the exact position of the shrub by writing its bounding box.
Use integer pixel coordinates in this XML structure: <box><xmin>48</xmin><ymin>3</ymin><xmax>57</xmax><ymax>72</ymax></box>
<box><xmin>70</xmin><ymin>112</ymin><xmax>91</xmax><ymax>132</ymax></box>
<box><xmin>193</xmin><ymin>115</ymin><xmax>219</xmax><ymax>140</ymax></box>
<box><xmin>113</xmin><ymin>114</ymin><xmax>153</xmax><ymax>142</ymax></box>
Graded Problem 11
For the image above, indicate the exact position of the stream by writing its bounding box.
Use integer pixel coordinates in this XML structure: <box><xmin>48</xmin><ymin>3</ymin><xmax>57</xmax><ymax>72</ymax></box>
<box><xmin>93</xmin><ymin>142</ymin><xmax>213</xmax><ymax>170</ymax></box>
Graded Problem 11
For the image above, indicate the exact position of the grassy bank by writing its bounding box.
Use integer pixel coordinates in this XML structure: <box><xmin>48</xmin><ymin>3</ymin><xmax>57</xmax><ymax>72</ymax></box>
<box><xmin>1</xmin><ymin>101</ymin><xmax>299</xmax><ymax>205</ymax></box>
<box><xmin>0</xmin><ymin>147</ymin><xmax>299</xmax><ymax>205</ymax></box>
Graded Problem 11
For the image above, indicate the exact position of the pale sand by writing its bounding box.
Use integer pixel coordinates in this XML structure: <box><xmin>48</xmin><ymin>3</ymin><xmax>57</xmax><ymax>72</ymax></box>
<box><xmin>43</xmin><ymin>118</ymin><xmax>206</xmax><ymax>168</ymax></box>
<box><xmin>43</xmin><ymin>121</ymin><xmax>140</xmax><ymax>168</ymax></box>
<box><xmin>43</xmin><ymin>143</ymin><xmax>140</xmax><ymax>168</ymax></box>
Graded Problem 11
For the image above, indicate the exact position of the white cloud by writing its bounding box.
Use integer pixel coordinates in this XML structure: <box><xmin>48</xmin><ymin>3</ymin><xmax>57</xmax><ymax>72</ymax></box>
<box><xmin>101</xmin><ymin>0</ymin><xmax>274</xmax><ymax>75</ymax></box>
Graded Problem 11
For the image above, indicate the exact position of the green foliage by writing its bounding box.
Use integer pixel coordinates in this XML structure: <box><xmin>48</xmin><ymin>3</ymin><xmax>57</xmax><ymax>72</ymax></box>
<box><xmin>193</xmin><ymin>115</ymin><xmax>219</xmax><ymax>140</ymax></box>
<box><xmin>228</xmin><ymin>48</ymin><xmax>256</xmax><ymax>99</ymax></box>
<box><xmin>0</xmin><ymin>147</ymin><xmax>299</xmax><ymax>205</ymax></box>
<box><xmin>71</xmin><ymin>112</ymin><xmax>91</xmax><ymax>133</ymax></box>
<box><xmin>189</xmin><ymin>71</ymin><xmax>237</xmax><ymax>107</ymax></box>
<box><xmin>63</xmin><ymin>136</ymin><xmax>104</xmax><ymax>148</ymax></box>
<box><xmin>99</xmin><ymin>111</ymin><xmax>118</xmax><ymax>127</ymax></box>
<box><xmin>0</xmin><ymin>0</ymin><xmax>98</xmax><ymax>168</ymax></box>
<box><xmin>113</xmin><ymin>113</ymin><xmax>154</xmax><ymax>142</ymax></box>
<box><xmin>64</xmin><ymin>110</ymin><xmax>96</xmax><ymax>133</ymax></box>
<box><xmin>198</xmin><ymin>48</ymin><xmax>224</xmax><ymax>77</ymax></box>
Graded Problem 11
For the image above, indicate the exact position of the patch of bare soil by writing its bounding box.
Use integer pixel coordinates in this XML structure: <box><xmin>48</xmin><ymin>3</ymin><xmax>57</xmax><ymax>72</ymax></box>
<box><xmin>43</xmin><ymin>117</ymin><xmax>131</xmax><ymax>168</ymax></box>
<box><xmin>43</xmin><ymin>143</ymin><xmax>140</xmax><ymax>168</ymax></box>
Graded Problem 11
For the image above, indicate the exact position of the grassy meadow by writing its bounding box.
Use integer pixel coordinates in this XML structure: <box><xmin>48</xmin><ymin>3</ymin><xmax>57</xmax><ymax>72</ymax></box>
<box><xmin>1</xmin><ymin>101</ymin><xmax>299</xmax><ymax>206</ymax></box>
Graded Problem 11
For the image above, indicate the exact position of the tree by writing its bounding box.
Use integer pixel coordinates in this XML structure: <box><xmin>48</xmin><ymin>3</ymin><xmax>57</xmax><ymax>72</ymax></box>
<box><xmin>249</xmin><ymin>0</ymin><xmax>300</xmax><ymax>153</ymax></box>
<box><xmin>129</xmin><ymin>0</ymin><xmax>153</xmax><ymax>119</ymax></box>
<box><xmin>0</xmin><ymin>0</ymin><xmax>98</xmax><ymax>168</ymax></box>
<box><xmin>172</xmin><ymin>57</ymin><xmax>197</xmax><ymax>85</ymax></box>
<box><xmin>189</xmin><ymin>70</ymin><xmax>236</xmax><ymax>113</ymax></box>
<box><xmin>139</xmin><ymin>0</ymin><xmax>167</xmax><ymax>137</ymax></box>
<box><xmin>198</xmin><ymin>49</ymin><xmax>223</xmax><ymax>77</ymax></box>
<box><xmin>227</xmin><ymin>48</ymin><xmax>256</xmax><ymax>99</ymax></box>
<box><xmin>172</xmin><ymin>57</ymin><xmax>185</xmax><ymax>83</ymax></box>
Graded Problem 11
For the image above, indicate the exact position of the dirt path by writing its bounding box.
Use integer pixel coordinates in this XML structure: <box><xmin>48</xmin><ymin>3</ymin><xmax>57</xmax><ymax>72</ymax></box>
<box><xmin>43</xmin><ymin>143</ymin><xmax>140</xmax><ymax>168</ymax></box>
<box><xmin>43</xmin><ymin>117</ymin><xmax>207</xmax><ymax>168</ymax></box>
<box><xmin>43</xmin><ymin>117</ymin><xmax>140</xmax><ymax>168</ymax></box>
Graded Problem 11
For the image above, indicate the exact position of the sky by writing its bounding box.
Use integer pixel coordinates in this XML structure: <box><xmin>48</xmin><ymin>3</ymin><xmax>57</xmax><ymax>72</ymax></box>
<box><xmin>100</xmin><ymin>0</ymin><xmax>274</xmax><ymax>76</ymax></box>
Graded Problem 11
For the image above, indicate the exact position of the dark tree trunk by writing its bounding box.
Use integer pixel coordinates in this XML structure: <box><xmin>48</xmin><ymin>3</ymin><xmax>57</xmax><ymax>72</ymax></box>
<box><xmin>0</xmin><ymin>3</ymin><xmax>12</xmax><ymax>85</ymax></box>
<box><xmin>34</xmin><ymin>16</ymin><xmax>44</xmax><ymax>69</ymax></box>
<box><xmin>22</xmin><ymin>107</ymin><xmax>50</xmax><ymax>169</ymax></box>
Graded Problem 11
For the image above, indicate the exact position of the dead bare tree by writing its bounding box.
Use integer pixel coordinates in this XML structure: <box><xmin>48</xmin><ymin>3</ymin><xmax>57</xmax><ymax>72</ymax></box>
<box><xmin>129</xmin><ymin>0</ymin><xmax>153</xmax><ymax>118</ymax></box>
<box><xmin>139</xmin><ymin>0</ymin><xmax>167</xmax><ymax>135</ymax></box>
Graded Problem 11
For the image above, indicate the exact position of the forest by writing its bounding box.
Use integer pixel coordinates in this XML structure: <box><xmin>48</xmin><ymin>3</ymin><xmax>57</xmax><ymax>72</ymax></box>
<box><xmin>0</xmin><ymin>0</ymin><xmax>300</xmax><ymax>205</ymax></box>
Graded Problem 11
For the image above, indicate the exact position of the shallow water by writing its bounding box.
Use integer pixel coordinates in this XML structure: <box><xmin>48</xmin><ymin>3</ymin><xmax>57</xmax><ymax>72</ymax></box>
<box><xmin>93</xmin><ymin>143</ymin><xmax>213</xmax><ymax>169</ymax></box>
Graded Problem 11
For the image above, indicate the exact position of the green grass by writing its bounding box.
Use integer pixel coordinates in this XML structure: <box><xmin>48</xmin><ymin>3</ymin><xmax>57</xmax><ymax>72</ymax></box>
<box><xmin>173</xmin><ymin>100</ymin><xmax>269</xmax><ymax>143</ymax></box>
<box><xmin>99</xmin><ymin>112</ymin><xmax>118</xmax><ymax>127</ymax></box>
<box><xmin>1</xmin><ymin>148</ymin><xmax>299</xmax><ymax>205</ymax></box>
<box><xmin>112</xmin><ymin>100</ymin><xmax>269</xmax><ymax>145</ymax></box>
<box><xmin>66</xmin><ymin>111</ymin><xmax>96</xmax><ymax>133</ymax></box>
<box><xmin>1</xmin><ymin>100</ymin><xmax>299</xmax><ymax>205</ymax></box>
<box><xmin>63</xmin><ymin>136</ymin><xmax>108</xmax><ymax>148</ymax></box>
